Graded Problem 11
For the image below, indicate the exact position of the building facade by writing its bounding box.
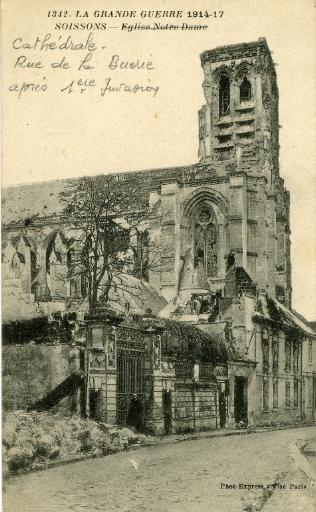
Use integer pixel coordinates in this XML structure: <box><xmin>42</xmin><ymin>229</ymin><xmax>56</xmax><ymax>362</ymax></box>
<box><xmin>2</xmin><ymin>38</ymin><xmax>315</xmax><ymax>431</ymax></box>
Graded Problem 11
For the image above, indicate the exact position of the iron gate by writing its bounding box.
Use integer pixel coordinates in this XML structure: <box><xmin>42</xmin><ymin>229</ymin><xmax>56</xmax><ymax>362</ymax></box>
<box><xmin>116</xmin><ymin>330</ymin><xmax>145</xmax><ymax>428</ymax></box>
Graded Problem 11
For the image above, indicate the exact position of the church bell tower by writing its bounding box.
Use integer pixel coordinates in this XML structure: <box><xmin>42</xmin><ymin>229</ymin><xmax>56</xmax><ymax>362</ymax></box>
<box><xmin>198</xmin><ymin>37</ymin><xmax>279</xmax><ymax>184</ymax></box>
<box><xmin>197</xmin><ymin>38</ymin><xmax>291</xmax><ymax>307</ymax></box>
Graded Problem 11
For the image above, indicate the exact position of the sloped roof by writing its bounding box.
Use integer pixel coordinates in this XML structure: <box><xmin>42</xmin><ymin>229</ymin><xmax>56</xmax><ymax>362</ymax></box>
<box><xmin>2</xmin><ymin>180</ymin><xmax>67</xmax><ymax>226</ymax></box>
<box><xmin>309</xmin><ymin>321</ymin><xmax>316</xmax><ymax>333</ymax></box>
<box><xmin>2</xmin><ymin>274</ymin><xmax>167</xmax><ymax>324</ymax></box>
<box><xmin>276</xmin><ymin>302</ymin><xmax>316</xmax><ymax>337</ymax></box>
<box><xmin>2</xmin><ymin>163</ymin><xmax>211</xmax><ymax>226</ymax></box>
<box><xmin>254</xmin><ymin>294</ymin><xmax>316</xmax><ymax>338</ymax></box>
<box><xmin>108</xmin><ymin>275</ymin><xmax>167</xmax><ymax>316</ymax></box>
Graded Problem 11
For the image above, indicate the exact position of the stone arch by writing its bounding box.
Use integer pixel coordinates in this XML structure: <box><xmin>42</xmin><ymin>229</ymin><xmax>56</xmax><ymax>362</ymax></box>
<box><xmin>219</xmin><ymin>75</ymin><xmax>230</xmax><ymax>116</ymax></box>
<box><xmin>233</xmin><ymin>61</ymin><xmax>254</xmax><ymax>81</ymax></box>
<box><xmin>2</xmin><ymin>241</ymin><xmax>17</xmax><ymax>267</ymax></box>
<box><xmin>13</xmin><ymin>233</ymin><xmax>36</xmax><ymax>253</ymax></box>
<box><xmin>212</xmin><ymin>65</ymin><xmax>233</xmax><ymax>82</ymax></box>
<box><xmin>180</xmin><ymin>188</ymin><xmax>228</xmax><ymax>293</ymax></box>
<box><xmin>42</xmin><ymin>229</ymin><xmax>65</xmax><ymax>253</ymax></box>
<box><xmin>210</xmin><ymin>66</ymin><xmax>234</xmax><ymax>120</ymax></box>
<box><xmin>41</xmin><ymin>230</ymin><xmax>71</xmax><ymax>300</ymax></box>
<box><xmin>233</xmin><ymin>62</ymin><xmax>255</xmax><ymax>106</ymax></box>
<box><xmin>46</xmin><ymin>231</ymin><xmax>68</xmax><ymax>270</ymax></box>
<box><xmin>240</xmin><ymin>76</ymin><xmax>252</xmax><ymax>102</ymax></box>
<box><xmin>4</xmin><ymin>234</ymin><xmax>37</xmax><ymax>296</ymax></box>
<box><xmin>183</xmin><ymin>187</ymin><xmax>229</xmax><ymax>220</ymax></box>
<box><xmin>193</xmin><ymin>204</ymin><xmax>219</xmax><ymax>278</ymax></box>
<box><xmin>11</xmin><ymin>249</ymin><xmax>25</xmax><ymax>277</ymax></box>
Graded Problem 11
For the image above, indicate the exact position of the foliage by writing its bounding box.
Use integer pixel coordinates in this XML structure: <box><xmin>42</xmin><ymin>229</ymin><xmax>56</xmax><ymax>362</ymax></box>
<box><xmin>2</xmin><ymin>316</ymin><xmax>74</xmax><ymax>345</ymax></box>
<box><xmin>122</xmin><ymin>315</ymin><xmax>236</xmax><ymax>363</ymax></box>
<box><xmin>161</xmin><ymin>319</ymin><xmax>234</xmax><ymax>363</ymax></box>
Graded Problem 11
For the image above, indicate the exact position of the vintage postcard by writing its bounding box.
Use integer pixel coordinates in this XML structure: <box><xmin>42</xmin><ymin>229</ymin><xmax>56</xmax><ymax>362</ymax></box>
<box><xmin>1</xmin><ymin>0</ymin><xmax>316</xmax><ymax>511</ymax></box>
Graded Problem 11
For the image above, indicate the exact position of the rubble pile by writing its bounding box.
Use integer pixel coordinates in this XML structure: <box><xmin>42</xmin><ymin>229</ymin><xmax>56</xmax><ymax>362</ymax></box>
<box><xmin>2</xmin><ymin>410</ymin><xmax>151</xmax><ymax>477</ymax></box>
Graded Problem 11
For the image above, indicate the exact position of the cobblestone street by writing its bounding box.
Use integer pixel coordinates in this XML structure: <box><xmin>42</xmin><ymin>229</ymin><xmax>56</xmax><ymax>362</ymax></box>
<box><xmin>4</xmin><ymin>427</ymin><xmax>316</xmax><ymax>512</ymax></box>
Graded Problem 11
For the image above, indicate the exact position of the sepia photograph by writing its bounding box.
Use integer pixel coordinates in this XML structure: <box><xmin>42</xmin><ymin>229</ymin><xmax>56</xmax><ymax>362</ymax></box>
<box><xmin>1</xmin><ymin>1</ymin><xmax>316</xmax><ymax>511</ymax></box>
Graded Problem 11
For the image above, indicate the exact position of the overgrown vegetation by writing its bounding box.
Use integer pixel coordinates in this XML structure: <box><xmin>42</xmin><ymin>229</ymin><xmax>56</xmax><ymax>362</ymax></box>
<box><xmin>122</xmin><ymin>315</ymin><xmax>237</xmax><ymax>363</ymax></box>
<box><xmin>2</xmin><ymin>316</ymin><xmax>74</xmax><ymax>345</ymax></box>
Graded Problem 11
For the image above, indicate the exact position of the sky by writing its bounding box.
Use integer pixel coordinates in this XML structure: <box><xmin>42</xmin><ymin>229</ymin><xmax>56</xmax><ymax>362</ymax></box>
<box><xmin>2</xmin><ymin>0</ymin><xmax>316</xmax><ymax>319</ymax></box>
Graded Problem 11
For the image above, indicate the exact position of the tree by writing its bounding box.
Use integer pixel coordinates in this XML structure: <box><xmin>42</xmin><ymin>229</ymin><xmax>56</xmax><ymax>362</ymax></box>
<box><xmin>59</xmin><ymin>174</ymin><xmax>159</xmax><ymax>312</ymax></box>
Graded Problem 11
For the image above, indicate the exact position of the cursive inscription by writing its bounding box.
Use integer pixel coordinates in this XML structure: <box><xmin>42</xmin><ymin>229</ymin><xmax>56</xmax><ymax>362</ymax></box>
<box><xmin>108</xmin><ymin>54</ymin><xmax>154</xmax><ymax>71</ymax></box>
<box><xmin>12</xmin><ymin>32</ymin><xmax>97</xmax><ymax>52</ymax></box>
<box><xmin>101</xmin><ymin>77</ymin><xmax>159</xmax><ymax>97</ymax></box>
<box><xmin>8</xmin><ymin>33</ymin><xmax>160</xmax><ymax>99</ymax></box>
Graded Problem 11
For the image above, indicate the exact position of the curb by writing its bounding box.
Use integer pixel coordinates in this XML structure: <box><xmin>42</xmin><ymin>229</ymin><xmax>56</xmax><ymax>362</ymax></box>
<box><xmin>6</xmin><ymin>423</ymin><xmax>315</xmax><ymax>480</ymax></box>
<box><xmin>141</xmin><ymin>422</ymin><xmax>315</xmax><ymax>449</ymax></box>
<box><xmin>288</xmin><ymin>440</ymin><xmax>316</xmax><ymax>483</ymax></box>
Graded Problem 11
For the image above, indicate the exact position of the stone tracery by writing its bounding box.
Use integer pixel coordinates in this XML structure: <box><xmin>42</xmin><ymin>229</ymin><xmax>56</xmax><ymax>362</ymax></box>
<box><xmin>193</xmin><ymin>205</ymin><xmax>218</xmax><ymax>277</ymax></box>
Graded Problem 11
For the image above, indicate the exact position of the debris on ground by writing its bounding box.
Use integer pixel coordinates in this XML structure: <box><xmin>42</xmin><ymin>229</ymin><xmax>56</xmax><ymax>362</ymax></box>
<box><xmin>235</xmin><ymin>420</ymin><xmax>248</xmax><ymax>430</ymax></box>
<box><xmin>301</xmin><ymin>438</ymin><xmax>316</xmax><ymax>458</ymax></box>
<box><xmin>2</xmin><ymin>410</ymin><xmax>154</xmax><ymax>477</ymax></box>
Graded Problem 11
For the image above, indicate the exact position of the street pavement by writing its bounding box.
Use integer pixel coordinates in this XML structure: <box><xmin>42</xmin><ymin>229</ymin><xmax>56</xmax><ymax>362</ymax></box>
<box><xmin>3</xmin><ymin>426</ymin><xmax>316</xmax><ymax>512</ymax></box>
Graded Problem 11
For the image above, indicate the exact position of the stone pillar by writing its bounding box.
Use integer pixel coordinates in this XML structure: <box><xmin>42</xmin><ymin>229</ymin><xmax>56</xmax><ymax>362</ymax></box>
<box><xmin>148</xmin><ymin>333</ymin><xmax>164</xmax><ymax>434</ymax></box>
<box><xmin>160</xmin><ymin>183</ymin><xmax>181</xmax><ymax>302</ymax></box>
<box><xmin>105</xmin><ymin>326</ymin><xmax>117</xmax><ymax>424</ymax></box>
<box><xmin>217</xmin><ymin>221</ymin><xmax>226</xmax><ymax>280</ymax></box>
<box><xmin>227</xmin><ymin>364</ymin><xmax>236</xmax><ymax>427</ymax></box>
<box><xmin>161</xmin><ymin>361</ymin><xmax>176</xmax><ymax>434</ymax></box>
<box><xmin>143</xmin><ymin>328</ymin><xmax>173</xmax><ymax>435</ymax></box>
<box><xmin>229</xmin><ymin>174</ymin><xmax>247</xmax><ymax>269</ymax></box>
<box><xmin>85</xmin><ymin>308</ymin><xmax>123</xmax><ymax>423</ymax></box>
<box><xmin>37</xmin><ymin>241</ymin><xmax>50</xmax><ymax>300</ymax></box>
<box><xmin>255</xmin><ymin>179</ymin><xmax>269</xmax><ymax>290</ymax></box>
<box><xmin>266</xmin><ymin>191</ymin><xmax>277</xmax><ymax>296</ymax></box>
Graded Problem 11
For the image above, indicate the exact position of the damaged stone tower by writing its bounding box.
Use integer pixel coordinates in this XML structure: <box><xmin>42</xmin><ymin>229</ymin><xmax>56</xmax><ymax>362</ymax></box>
<box><xmin>196</xmin><ymin>37</ymin><xmax>292</xmax><ymax>306</ymax></box>
<box><xmin>146</xmin><ymin>39</ymin><xmax>291</xmax><ymax>307</ymax></box>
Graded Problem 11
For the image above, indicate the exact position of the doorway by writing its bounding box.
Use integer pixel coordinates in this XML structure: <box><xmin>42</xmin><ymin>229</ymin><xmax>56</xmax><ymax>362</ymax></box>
<box><xmin>117</xmin><ymin>342</ymin><xmax>145</xmax><ymax>430</ymax></box>
<box><xmin>89</xmin><ymin>389</ymin><xmax>100</xmax><ymax>420</ymax></box>
<box><xmin>219</xmin><ymin>389</ymin><xmax>227</xmax><ymax>428</ymax></box>
<box><xmin>234</xmin><ymin>377</ymin><xmax>248</xmax><ymax>424</ymax></box>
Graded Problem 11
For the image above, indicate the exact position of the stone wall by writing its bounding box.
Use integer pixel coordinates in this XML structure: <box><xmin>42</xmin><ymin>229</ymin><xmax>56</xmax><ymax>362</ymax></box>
<box><xmin>301</xmin><ymin>337</ymin><xmax>315</xmax><ymax>422</ymax></box>
<box><xmin>174</xmin><ymin>383</ymin><xmax>218</xmax><ymax>433</ymax></box>
<box><xmin>225</xmin><ymin>295</ymin><xmax>315</xmax><ymax>427</ymax></box>
<box><xmin>2</xmin><ymin>344</ymin><xmax>81</xmax><ymax>413</ymax></box>
<box><xmin>146</xmin><ymin>359</ymin><xmax>221</xmax><ymax>435</ymax></box>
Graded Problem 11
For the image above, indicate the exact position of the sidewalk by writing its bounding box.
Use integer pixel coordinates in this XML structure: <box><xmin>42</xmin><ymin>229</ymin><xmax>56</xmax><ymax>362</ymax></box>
<box><xmin>261</xmin><ymin>437</ymin><xmax>316</xmax><ymax>512</ymax></box>
<box><xmin>138</xmin><ymin>422</ymin><xmax>316</xmax><ymax>448</ymax></box>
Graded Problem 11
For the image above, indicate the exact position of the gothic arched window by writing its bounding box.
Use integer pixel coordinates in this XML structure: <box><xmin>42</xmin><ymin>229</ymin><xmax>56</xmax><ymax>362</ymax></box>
<box><xmin>193</xmin><ymin>205</ymin><xmax>218</xmax><ymax>277</ymax></box>
<box><xmin>240</xmin><ymin>77</ymin><xmax>252</xmax><ymax>102</ymax></box>
<box><xmin>219</xmin><ymin>76</ymin><xmax>230</xmax><ymax>116</ymax></box>
<box><xmin>45</xmin><ymin>232</ymin><xmax>68</xmax><ymax>299</ymax></box>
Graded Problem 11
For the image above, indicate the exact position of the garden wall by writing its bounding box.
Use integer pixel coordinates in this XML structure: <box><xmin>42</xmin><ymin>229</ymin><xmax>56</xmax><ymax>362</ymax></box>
<box><xmin>2</xmin><ymin>344</ymin><xmax>81</xmax><ymax>413</ymax></box>
<box><xmin>174</xmin><ymin>382</ymin><xmax>219</xmax><ymax>433</ymax></box>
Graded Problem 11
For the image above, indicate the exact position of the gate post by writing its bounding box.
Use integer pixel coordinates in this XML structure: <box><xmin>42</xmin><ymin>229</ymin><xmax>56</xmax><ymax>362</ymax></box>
<box><xmin>84</xmin><ymin>307</ymin><xmax>123</xmax><ymax>424</ymax></box>
<box><xmin>105</xmin><ymin>325</ymin><xmax>118</xmax><ymax>424</ymax></box>
<box><xmin>151</xmin><ymin>334</ymin><xmax>164</xmax><ymax>433</ymax></box>
<box><xmin>143</xmin><ymin>327</ymin><xmax>167</xmax><ymax>434</ymax></box>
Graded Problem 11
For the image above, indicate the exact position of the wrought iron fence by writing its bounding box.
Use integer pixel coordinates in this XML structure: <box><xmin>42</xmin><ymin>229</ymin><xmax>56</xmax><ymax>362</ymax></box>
<box><xmin>175</xmin><ymin>360</ymin><xmax>192</xmax><ymax>380</ymax></box>
<box><xmin>199</xmin><ymin>363</ymin><xmax>214</xmax><ymax>382</ymax></box>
